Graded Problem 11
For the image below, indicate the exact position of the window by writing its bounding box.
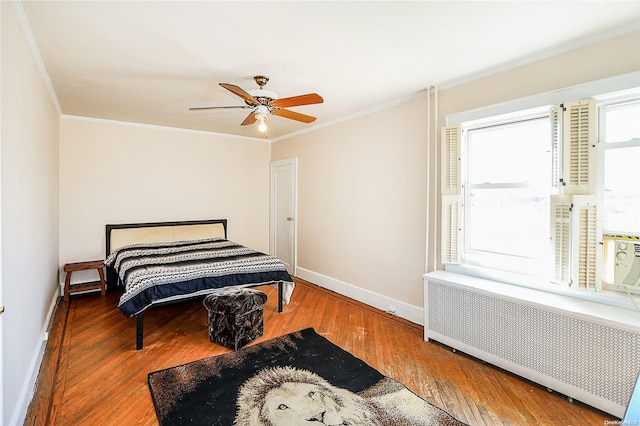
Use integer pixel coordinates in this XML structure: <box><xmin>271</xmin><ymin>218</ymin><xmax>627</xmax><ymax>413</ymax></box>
<box><xmin>599</xmin><ymin>99</ymin><xmax>640</xmax><ymax>292</ymax></box>
<box><xmin>464</xmin><ymin>115</ymin><xmax>551</xmax><ymax>275</ymax></box>
<box><xmin>441</xmin><ymin>87</ymin><xmax>640</xmax><ymax>297</ymax></box>
<box><xmin>603</xmin><ymin>146</ymin><xmax>640</xmax><ymax>234</ymax></box>
<box><xmin>601</xmin><ymin>100</ymin><xmax>640</xmax><ymax>235</ymax></box>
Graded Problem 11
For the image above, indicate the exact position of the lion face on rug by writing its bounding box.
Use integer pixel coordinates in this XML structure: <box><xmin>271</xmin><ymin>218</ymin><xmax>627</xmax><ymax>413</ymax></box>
<box><xmin>233</xmin><ymin>366</ymin><xmax>381</xmax><ymax>426</ymax></box>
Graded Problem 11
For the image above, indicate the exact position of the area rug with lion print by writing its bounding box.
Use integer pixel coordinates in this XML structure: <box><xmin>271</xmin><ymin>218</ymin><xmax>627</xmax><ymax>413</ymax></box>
<box><xmin>148</xmin><ymin>327</ymin><xmax>466</xmax><ymax>425</ymax></box>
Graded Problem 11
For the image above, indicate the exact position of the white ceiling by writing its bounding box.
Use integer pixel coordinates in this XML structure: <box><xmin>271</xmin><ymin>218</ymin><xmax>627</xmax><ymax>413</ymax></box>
<box><xmin>18</xmin><ymin>1</ymin><xmax>640</xmax><ymax>140</ymax></box>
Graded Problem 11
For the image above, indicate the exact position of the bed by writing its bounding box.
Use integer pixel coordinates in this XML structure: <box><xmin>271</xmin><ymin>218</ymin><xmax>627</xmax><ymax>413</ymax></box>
<box><xmin>104</xmin><ymin>219</ymin><xmax>294</xmax><ymax>350</ymax></box>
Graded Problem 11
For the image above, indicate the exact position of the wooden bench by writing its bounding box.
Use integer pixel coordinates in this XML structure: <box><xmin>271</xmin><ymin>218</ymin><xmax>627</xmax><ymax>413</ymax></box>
<box><xmin>63</xmin><ymin>260</ymin><xmax>106</xmax><ymax>302</ymax></box>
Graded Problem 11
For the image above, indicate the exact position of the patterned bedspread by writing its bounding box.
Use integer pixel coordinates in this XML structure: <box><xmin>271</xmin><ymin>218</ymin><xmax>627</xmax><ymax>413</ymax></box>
<box><xmin>105</xmin><ymin>238</ymin><xmax>294</xmax><ymax>317</ymax></box>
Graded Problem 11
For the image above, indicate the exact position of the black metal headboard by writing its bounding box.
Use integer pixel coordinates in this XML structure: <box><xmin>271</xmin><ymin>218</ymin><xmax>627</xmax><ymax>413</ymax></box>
<box><xmin>105</xmin><ymin>218</ymin><xmax>228</xmax><ymax>256</ymax></box>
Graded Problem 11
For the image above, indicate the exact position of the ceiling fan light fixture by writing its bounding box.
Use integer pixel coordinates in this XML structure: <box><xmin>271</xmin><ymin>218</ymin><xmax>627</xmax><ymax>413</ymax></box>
<box><xmin>255</xmin><ymin>104</ymin><xmax>269</xmax><ymax>132</ymax></box>
<box><xmin>257</xmin><ymin>115</ymin><xmax>267</xmax><ymax>132</ymax></box>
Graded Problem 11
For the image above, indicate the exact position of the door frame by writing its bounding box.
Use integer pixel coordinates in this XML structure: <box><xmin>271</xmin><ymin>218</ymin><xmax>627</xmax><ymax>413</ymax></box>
<box><xmin>269</xmin><ymin>158</ymin><xmax>298</xmax><ymax>276</ymax></box>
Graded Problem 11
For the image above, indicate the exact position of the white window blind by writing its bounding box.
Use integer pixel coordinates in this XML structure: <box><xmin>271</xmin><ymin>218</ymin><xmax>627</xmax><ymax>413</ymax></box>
<box><xmin>551</xmin><ymin>195</ymin><xmax>600</xmax><ymax>289</ymax></box>
<box><xmin>441</xmin><ymin>125</ymin><xmax>461</xmax><ymax>195</ymax></box>
<box><xmin>552</xmin><ymin>100</ymin><xmax>601</xmax><ymax>290</ymax></box>
<box><xmin>551</xmin><ymin>195</ymin><xmax>572</xmax><ymax>285</ymax></box>
<box><xmin>577</xmin><ymin>199</ymin><xmax>599</xmax><ymax>290</ymax></box>
<box><xmin>441</xmin><ymin>125</ymin><xmax>463</xmax><ymax>265</ymax></box>
<box><xmin>551</xmin><ymin>105</ymin><xmax>562</xmax><ymax>192</ymax></box>
<box><xmin>562</xmin><ymin>100</ymin><xmax>596</xmax><ymax>195</ymax></box>
<box><xmin>441</xmin><ymin>194</ymin><xmax>463</xmax><ymax>265</ymax></box>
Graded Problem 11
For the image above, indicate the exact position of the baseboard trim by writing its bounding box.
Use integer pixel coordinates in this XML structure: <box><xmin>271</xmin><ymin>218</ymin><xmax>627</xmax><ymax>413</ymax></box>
<box><xmin>295</xmin><ymin>267</ymin><xmax>424</xmax><ymax>325</ymax></box>
<box><xmin>11</xmin><ymin>291</ymin><xmax>59</xmax><ymax>426</ymax></box>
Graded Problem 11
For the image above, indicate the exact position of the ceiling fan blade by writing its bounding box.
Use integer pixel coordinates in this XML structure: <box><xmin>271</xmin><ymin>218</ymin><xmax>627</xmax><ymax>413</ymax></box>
<box><xmin>189</xmin><ymin>105</ymin><xmax>251</xmax><ymax>111</ymax></box>
<box><xmin>273</xmin><ymin>108</ymin><xmax>317</xmax><ymax>123</ymax></box>
<box><xmin>270</xmin><ymin>93</ymin><xmax>323</xmax><ymax>108</ymax></box>
<box><xmin>220</xmin><ymin>83</ymin><xmax>261</xmax><ymax>105</ymax></box>
<box><xmin>241</xmin><ymin>111</ymin><xmax>257</xmax><ymax>126</ymax></box>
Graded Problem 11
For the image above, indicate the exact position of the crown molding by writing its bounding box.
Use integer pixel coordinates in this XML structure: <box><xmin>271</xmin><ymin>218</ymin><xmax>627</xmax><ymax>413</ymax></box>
<box><xmin>60</xmin><ymin>115</ymin><xmax>270</xmax><ymax>143</ymax></box>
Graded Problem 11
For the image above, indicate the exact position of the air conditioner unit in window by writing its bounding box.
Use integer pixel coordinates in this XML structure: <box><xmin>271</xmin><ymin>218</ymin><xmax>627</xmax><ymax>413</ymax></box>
<box><xmin>614</xmin><ymin>239</ymin><xmax>640</xmax><ymax>288</ymax></box>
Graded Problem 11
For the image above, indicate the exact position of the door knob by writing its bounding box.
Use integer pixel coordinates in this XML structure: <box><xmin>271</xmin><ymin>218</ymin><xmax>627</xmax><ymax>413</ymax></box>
<box><xmin>286</xmin><ymin>217</ymin><xmax>293</xmax><ymax>221</ymax></box>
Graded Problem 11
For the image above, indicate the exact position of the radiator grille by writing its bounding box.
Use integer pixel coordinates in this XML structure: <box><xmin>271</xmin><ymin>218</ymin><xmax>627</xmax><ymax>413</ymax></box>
<box><xmin>427</xmin><ymin>279</ymin><xmax>640</xmax><ymax>413</ymax></box>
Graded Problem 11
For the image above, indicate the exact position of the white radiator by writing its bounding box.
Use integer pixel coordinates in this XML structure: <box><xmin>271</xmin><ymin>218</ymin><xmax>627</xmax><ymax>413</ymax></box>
<box><xmin>424</xmin><ymin>270</ymin><xmax>640</xmax><ymax>418</ymax></box>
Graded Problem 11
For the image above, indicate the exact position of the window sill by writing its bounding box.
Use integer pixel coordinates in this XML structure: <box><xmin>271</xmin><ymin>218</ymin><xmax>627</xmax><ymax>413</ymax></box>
<box><xmin>443</xmin><ymin>263</ymin><xmax>640</xmax><ymax>314</ymax></box>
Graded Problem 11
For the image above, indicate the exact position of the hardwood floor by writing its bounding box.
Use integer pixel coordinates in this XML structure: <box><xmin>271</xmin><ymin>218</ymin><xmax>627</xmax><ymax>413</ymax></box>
<box><xmin>25</xmin><ymin>278</ymin><xmax>614</xmax><ymax>425</ymax></box>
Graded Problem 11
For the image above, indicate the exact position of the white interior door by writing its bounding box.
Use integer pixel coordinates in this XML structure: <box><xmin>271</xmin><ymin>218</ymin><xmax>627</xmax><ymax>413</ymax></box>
<box><xmin>270</xmin><ymin>158</ymin><xmax>297</xmax><ymax>274</ymax></box>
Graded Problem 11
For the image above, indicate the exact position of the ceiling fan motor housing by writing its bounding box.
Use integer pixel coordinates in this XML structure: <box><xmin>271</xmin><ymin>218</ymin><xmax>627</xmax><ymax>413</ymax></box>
<box><xmin>247</xmin><ymin>89</ymin><xmax>278</xmax><ymax>105</ymax></box>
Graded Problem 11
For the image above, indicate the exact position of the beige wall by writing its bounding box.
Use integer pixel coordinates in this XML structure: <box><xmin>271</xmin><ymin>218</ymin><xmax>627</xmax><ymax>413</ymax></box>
<box><xmin>438</xmin><ymin>30</ymin><xmax>640</xmax><ymax>122</ymax></box>
<box><xmin>272</xmin><ymin>97</ymin><xmax>429</xmax><ymax>308</ymax></box>
<box><xmin>271</xmin><ymin>30</ymin><xmax>640</xmax><ymax>312</ymax></box>
<box><xmin>59</xmin><ymin>118</ymin><xmax>272</xmax><ymax>282</ymax></box>
<box><xmin>1</xmin><ymin>3</ymin><xmax>60</xmax><ymax>424</ymax></box>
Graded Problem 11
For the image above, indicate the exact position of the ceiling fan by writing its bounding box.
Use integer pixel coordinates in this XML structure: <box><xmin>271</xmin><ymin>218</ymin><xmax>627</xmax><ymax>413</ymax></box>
<box><xmin>189</xmin><ymin>75</ymin><xmax>323</xmax><ymax>132</ymax></box>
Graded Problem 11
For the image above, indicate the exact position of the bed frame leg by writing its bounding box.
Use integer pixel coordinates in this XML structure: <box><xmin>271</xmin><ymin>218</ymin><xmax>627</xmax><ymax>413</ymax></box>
<box><xmin>136</xmin><ymin>313</ymin><xmax>144</xmax><ymax>350</ymax></box>
<box><xmin>278</xmin><ymin>282</ymin><xmax>283</xmax><ymax>313</ymax></box>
